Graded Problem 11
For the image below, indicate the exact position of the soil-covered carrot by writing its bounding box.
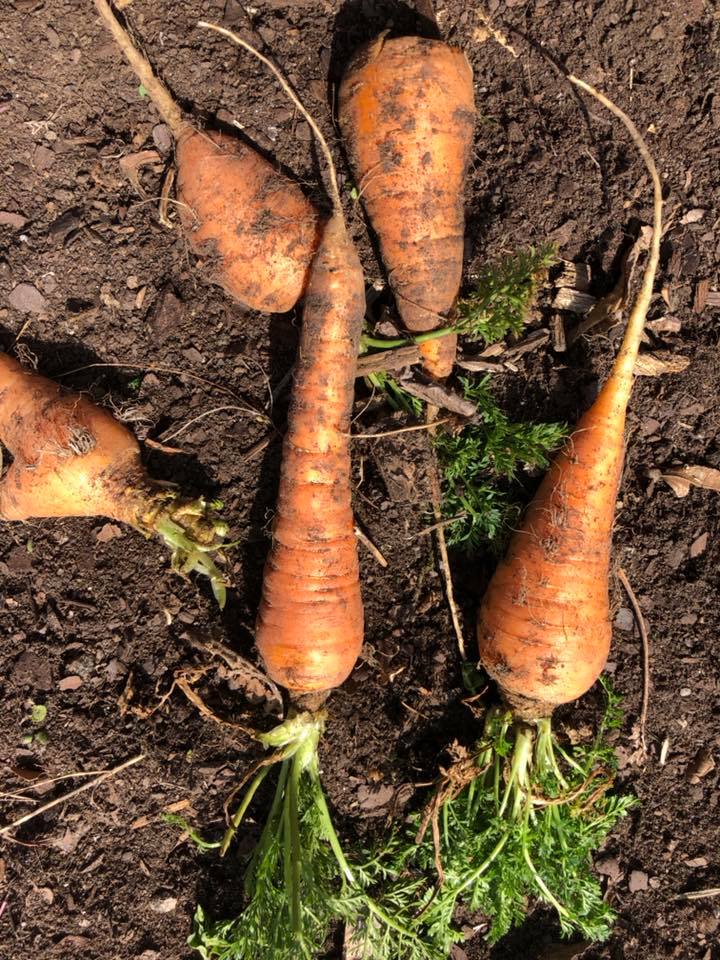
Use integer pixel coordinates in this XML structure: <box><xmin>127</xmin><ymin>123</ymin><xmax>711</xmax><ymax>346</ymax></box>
<box><xmin>404</xmin><ymin>81</ymin><xmax>662</xmax><ymax>946</ymax></box>
<box><xmin>0</xmin><ymin>353</ymin><xmax>227</xmax><ymax>604</ymax></box>
<box><xmin>255</xmin><ymin>209</ymin><xmax>365</xmax><ymax>695</ymax></box>
<box><xmin>93</xmin><ymin>0</ymin><xmax>320</xmax><ymax>313</ymax></box>
<box><xmin>187</xmin><ymin>25</ymin><xmax>435</xmax><ymax>960</ymax></box>
<box><xmin>339</xmin><ymin>33</ymin><xmax>475</xmax><ymax>379</ymax></box>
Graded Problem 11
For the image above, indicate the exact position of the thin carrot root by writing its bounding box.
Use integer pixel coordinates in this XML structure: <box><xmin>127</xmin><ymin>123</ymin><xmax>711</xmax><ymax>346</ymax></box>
<box><xmin>339</xmin><ymin>33</ymin><xmax>476</xmax><ymax>378</ymax></box>
<box><xmin>93</xmin><ymin>0</ymin><xmax>320</xmax><ymax>313</ymax></box>
<box><xmin>0</xmin><ymin>353</ymin><xmax>228</xmax><ymax>605</ymax></box>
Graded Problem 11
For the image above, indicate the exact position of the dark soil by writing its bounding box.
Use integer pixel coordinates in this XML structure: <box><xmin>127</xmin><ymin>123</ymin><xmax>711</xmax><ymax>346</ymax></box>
<box><xmin>1</xmin><ymin>1</ymin><xmax>719</xmax><ymax>958</ymax></box>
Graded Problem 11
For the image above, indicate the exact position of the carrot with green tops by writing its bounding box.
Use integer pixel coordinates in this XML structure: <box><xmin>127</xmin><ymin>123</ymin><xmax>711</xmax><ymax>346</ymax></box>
<box><xmin>407</xmin><ymin>80</ymin><xmax>662</xmax><ymax>946</ymax></box>
<box><xmin>0</xmin><ymin>353</ymin><xmax>228</xmax><ymax>604</ymax></box>
<box><xmin>93</xmin><ymin>0</ymin><xmax>320</xmax><ymax>314</ymax></box>
<box><xmin>188</xmin><ymin>25</ymin><xmax>435</xmax><ymax>960</ymax></box>
<box><xmin>339</xmin><ymin>32</ymin><xmax>476</xmax><ymax>379</ymax></box>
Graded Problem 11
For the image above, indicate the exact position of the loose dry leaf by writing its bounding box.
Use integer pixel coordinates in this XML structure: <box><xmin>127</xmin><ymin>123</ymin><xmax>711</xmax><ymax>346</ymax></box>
<box><xmin>661</xmin><ymin>465</ymin><xmax>720</xmax><ymax>498</ymax></box>
<box><xmin>634</xmin><ymin>352</ymin><xmax>690</xmax><ymax>376</ymax></box>
<box><xmin>119</xmin><ymin>150</ymin><xmax>163</xmax><ymax>198</ymax></box>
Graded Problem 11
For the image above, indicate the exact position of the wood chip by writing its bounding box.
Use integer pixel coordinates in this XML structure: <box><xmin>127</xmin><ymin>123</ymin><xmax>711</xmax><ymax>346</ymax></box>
<box><xmin>355</xmin><ymin>344</ymin><xmax>420</xmax><ymax>377</ymax></box>
<box><xmin>694</xmin><ymin>279</ymin><xmax>710</xmax><ymax>312</ymax></box>
<box><xmin>661</xmin><ymin>465</ymin><xmax>720</xmax><ymax>498</ymax></box>
<box><xmin>706</xmin><ymin>291</ymin><xmax>720</xmax><ymax>308</ymax></box>
<box><xmin>397</xmin><ymin>375</ymin><xmax>476</xmax><ymax>417</ymax></box>
<box><xmin>551</xmin><ymin>314</ymin><xmax>566</xmax><ymax>352</ymax></box>
<box><xmin>555</xmin><ymin>259</ymin><xmax>591</xmax><ymax>292</ymax></box>
<box><xmin>689</xmin><ymin>532</ymin><xmax>708</xmax><ymax>558</ymax></box>
<box><xmin>634</xmin><ymin>352</ymin><xmax>690</xmax><ymax>376</ymax></box>
<box><xmin>552</xmin><ymin>287</ymin><xmax>597</xmax><ymax>314</ymax></box>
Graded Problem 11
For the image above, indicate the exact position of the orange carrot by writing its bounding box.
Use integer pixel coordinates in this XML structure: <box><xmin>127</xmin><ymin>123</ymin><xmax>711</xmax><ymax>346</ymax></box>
<box><xmin>404</xmin><ymin>82</ymin><xmax>662</xmax><ymax>948</ymax></box>
<box><xmin>339</xmin><ymin>33</ymin><xmax>476</xmax><ymax>379</ymax></box>
<box><xmin>0</xmin><ymin>353</ymin><xmax>228</xmax><ymax>603</ymax></box>
<box><xmin>93</xmin><ymin>0</ymin><xmax>320</xmax><ymax>313</ymax></box>
<box><xmin>477</xmin><ymin>80</ymin><xmax>663</xmax><ymax>719</ymax></box>
<box><xmin>255</xmin><ymin>209</ymin><xmax>365</xmax><ymax>695</ymax></box>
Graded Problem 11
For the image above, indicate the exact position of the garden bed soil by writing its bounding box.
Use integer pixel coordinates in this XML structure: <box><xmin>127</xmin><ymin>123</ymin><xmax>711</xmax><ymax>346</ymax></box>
<box><xmin>0</xmin><ymin>1</ymin><xmax>719</xmax><ymax>958</ymax></box>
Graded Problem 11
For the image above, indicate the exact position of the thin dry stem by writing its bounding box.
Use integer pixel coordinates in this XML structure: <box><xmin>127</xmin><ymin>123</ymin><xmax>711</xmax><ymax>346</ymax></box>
<box><xmin>93</xmin><ymin>0</ymin><xmax>186</xmax><ymax>135</ymax></box>
<box><xmin>354</xmin><ymin>523</ymin><xmax>388</xmax><ymax>567</ymax></box>
<box><xmin>568</xmin><ymin>76</ymin><xmax>662</xmax><ymax>383</ymax></box>
<box><xmin>617</xmin><ymin>567</ymin><xmax>651</xmax><ymax>755</ymax></box>
<box><xmin>198</xmin><ymin>21</ymin><xmax>342</xmax><ymax>214</ymax></box>
<box><xmin>0</xmin><ymin>754</ymin><xmax>144</xmax><ymax>838</ymax></box>
<box><xmin>426</xmin><ymin>408</ymin><xmax>465</xmax><ymax>661</ymax></box>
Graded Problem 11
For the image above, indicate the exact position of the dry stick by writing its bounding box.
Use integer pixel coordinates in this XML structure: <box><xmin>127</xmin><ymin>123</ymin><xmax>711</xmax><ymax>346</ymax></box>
<box><xmin>351</xmin><ymin>419</ymin><xmax>451</xmax><ymax>440</ymax></box>
<box><xmin>56</xmin><ymin>362</ymin><xmax>270</xmax><ymax>424</ymax></box>
<box><xmin>93</xmin><ymin>0</ymin><xmax>186</xmax><ymax>136</ymax></box>
<box><xmin>617</xmin><ymin>567</ymin><xmax>651</xmax><ymax>755</ymax></box>
<box><xmin>426</xmin><ymin>408</ymin><xmax>465</xmax><ymax>661</ymax></box>
<box><xmin>198</xmin><ymin>21</ymin><xmax>342</xmax><ymax>215</ymax></box>
<box><xmin>0</xmin><ymin>754</ymin><xmax>144</xmax><ymax>838</ymax></box>
<box><xmin>354</xmin><ymin>524</ymin><xmax>388</xmax><ymax>568</ymax></box>
<box><xmin>2</xmin><ymin>765</ymin><xmax>142</xmax><ymax>802</ymax></box>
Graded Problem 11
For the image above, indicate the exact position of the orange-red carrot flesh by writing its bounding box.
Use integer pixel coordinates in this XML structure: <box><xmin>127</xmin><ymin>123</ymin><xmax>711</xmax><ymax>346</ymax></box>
<box><xmin>256</xmin><ymin>214</ymin><xmax>366</xmax><ymax>695</ymax></box>
<box><xmin>339</xmin><ymin>34</ymin><xmax>475</xmax><ymax>378</ymax></box>
<box><xmin>478</xmin><ymin>82</ymin><xmax>662</xmax><ymax>719</ymax></box>
<box><xmin>93</xmin><ymin>0</ymin><xmax>320</xmax><ymax>314</ymax></box>
<box><xmin>0</xmin><ymin>353</ymin><xmax>146</xmax><ymax>524</ymax></box>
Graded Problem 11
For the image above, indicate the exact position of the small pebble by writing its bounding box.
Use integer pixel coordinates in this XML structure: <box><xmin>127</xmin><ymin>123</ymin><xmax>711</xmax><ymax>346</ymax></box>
<box><xmin>8</xmin><ymin>282</ymin><xmax>48</xmax><ymax>314</ymax></box>
<box><xmin>628</xmin><ymin>870</ymin><xmax>649</xmax><ymax>892</ymax></box>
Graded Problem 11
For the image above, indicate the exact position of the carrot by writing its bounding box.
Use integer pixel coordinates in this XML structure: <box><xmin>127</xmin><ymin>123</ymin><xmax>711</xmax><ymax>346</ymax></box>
<box><xmin>339</xmin><ymin>33</ymin><xmax>476</xmax><ymax>379</ymax></box>
<box><xmin>0</xmin><ymin>353</ymin><xmax>228</xmax><ymax>604</ymax></box>
<box><xmin>477</xmin><ymin>79</ymin><xmax>663</xmax><ymax>721</ymax></box>
<box><xmin>255</xmin><ymin>206</ymin><xmax>365</xmax><ymax>695</ymax></box>
<box><xmin>403</xmin><ymin>81</ymin><xmax>662</xmax><ymax>946</ymax></box>
<box><xmin>93</xmin><ymin>0</ymin><xmax>320</xmax><ymax>313</ymax></box>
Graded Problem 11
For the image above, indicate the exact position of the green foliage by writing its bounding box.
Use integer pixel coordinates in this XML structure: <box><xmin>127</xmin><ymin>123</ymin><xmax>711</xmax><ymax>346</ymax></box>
<box><xmin>456</xmin><ymin>244</ymin><xmax>558</xmax><ymax>344</ymax></box>
<box><xmin>30</xmin><ymin>703</ymin><xmax>47</xmax><ymax>726</ymax></box>
<box><xmin>189</xmin><ymin>714</ymin><xmax>444</xmax><ymax>960</ymax></box>
<box><xmin>410</xmin><ymin>690</ymin><xmax>637</xmax><ymax>946</ymax></box>
<box><xmin>435</xmin><ymin>376</ymin><xmax>566</xmax><ymax>549</ymax></box>
<box><xmin>366</xmin><ymin>371</ymin><xmax>423</xmax><ymax>417</ymax></box>
<box><xmin>162</xmin><ymin>813</ymin><xmax>221</xmax><ymax>853</ymax></box>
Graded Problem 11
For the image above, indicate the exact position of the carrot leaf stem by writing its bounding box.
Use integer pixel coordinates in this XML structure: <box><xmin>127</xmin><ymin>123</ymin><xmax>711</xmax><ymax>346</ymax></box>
<box><xmin>189</xmin><ymin>711</ymin><xmax>444</xmax><ymax>959</ymax></box>
<box><xmin>409</xmin><ymin>688</ymin><xmax>637</xmax><ymax>945</ymax></box>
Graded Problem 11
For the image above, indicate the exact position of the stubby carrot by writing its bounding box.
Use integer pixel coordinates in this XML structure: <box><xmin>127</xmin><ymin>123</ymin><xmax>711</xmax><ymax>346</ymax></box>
<box><xmin>339</xmin><ymin>33</ymin><xmax>476</xmax><ymax>378</ymax></box>
<box><xmin>0</xmin><ymin>353</ymin><xmax>227</xmax><ymax>603</ymax></box>
<box><xmin>93</xmin><ymin>0</ymin><xmax>320</xmax><ymax>313</ymax></box>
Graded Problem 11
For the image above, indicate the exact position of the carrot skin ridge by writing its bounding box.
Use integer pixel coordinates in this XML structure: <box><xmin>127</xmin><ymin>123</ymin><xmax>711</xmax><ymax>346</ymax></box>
<box><xmin>339</xmin><ymin>34</ymin><xmax>476</xmax><ymax>378</ymax></box>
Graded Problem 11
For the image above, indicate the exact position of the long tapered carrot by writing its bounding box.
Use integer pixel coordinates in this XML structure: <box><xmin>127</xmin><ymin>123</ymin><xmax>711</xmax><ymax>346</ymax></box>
<box><xmin>199</xmin><ymin>23</ymin><xmax>365</xmax><ymax>698</ymax></box>
<box><xmin>339</xmin><ymin>33</ymin><xmax>476</xmax><ymax>378</ymax></box>
<box><xmin>93</xmin><ymin>0</ymin><xmax>320</xmax><ymax>313</ymax></box>
<box><xmin>0</xmin><ymin>353</ymin><xmax>228</xmax><ymax>602</ymax></box>
<box><xmin>185</xmin><ymin>27</ymin><xmax>423</xmax><ymax>960</ymax></box>
<box><xmin>478</xmin><ymin>79</ymin><xmax>662</xmax><ymax>718</ymax></box>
